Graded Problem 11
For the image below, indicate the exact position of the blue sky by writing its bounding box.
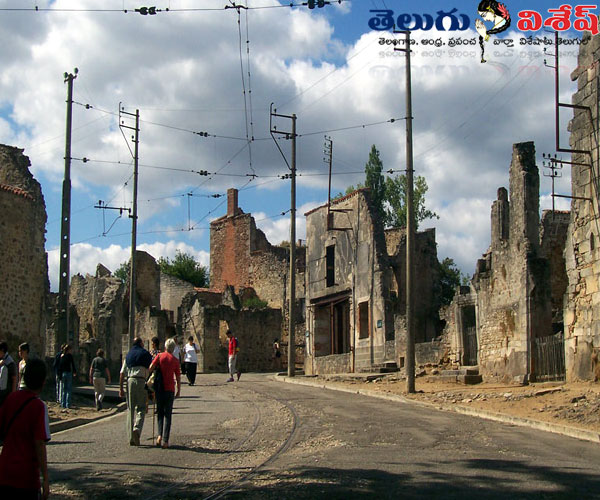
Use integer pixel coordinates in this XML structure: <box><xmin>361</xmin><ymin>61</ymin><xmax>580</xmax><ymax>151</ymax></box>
<box><xmin>0</xmin><ymin>0</ymin><xmax>587</xmax><ymax>289</ymax></box>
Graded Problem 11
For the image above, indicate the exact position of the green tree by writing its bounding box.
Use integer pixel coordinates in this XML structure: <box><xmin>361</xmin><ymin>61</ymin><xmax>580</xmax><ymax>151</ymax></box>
<box><xmin>114</xmin><ymin>261</ymin><xmax>130</xmax><ymax>283</ymax></box>
<box><xmin>339</xmin><ymin>145</ymin><xmax>438</xmax><ymax>229</ymax></box>
<box><xmin>384</xmin><ymin>175</ymin><xmax>439</xmax><ymax>229</ymax></box>
<box><xmin>158</xmin><ymin>251</ymin><xmax>209</xmax><ymax>288</ymax></box>
<box><xmin>437</xmin><ymin>257</ymin><xmax>465</xmax><ymax>306</ymax></box>
<box><xmin>365</xmin><ymin>144</ymin><xmax>386</xmax><ymax>217</ymax></box>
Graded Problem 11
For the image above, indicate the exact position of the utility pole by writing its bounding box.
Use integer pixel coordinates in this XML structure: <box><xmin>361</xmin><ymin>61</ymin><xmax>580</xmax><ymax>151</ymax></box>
<box><xmin>270</xmin><ymin>104</ymin><xmax>297</xmax><ymax>377</ymax></box>
<box><xmin>395</xmin><ymin>31</ymin><xmax>416</xmax><ymax>393</ymax></box>
<box><xmin>324</xmin><ymin>136</ymin><xmax>333</xmax><ymax>228</ymax></box>
<box><xmin>119</xmin><ymin>106</ymin><xmax>140</xmax><ymax>348</ymax></box>
<box><xmin>58</xmin><ymin>68</ymin><xmax>78</xmax><ymax>348</ymax></box>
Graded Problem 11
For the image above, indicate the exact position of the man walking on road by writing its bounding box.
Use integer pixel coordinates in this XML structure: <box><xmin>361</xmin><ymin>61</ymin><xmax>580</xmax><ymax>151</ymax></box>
<box><xmin>225</xmin><ymin>330</ymin><xmax>241</xmax><ymax>382</ymax></box>
<box><xmin>119</xmin><ymin>337</ymin><xmax>152</xmax><ymax>446</ymax></box>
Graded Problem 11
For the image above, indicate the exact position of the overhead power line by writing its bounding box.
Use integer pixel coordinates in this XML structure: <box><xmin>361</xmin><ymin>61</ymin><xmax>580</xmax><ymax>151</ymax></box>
<box><xmin>0</xmin><ymin>1</ymin><xmax>346</xmax><ymax>13</ymax></box>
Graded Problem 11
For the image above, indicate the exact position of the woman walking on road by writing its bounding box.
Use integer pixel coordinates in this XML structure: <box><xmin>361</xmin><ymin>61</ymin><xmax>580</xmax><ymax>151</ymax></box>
<box><xmin>183</xmin><ymin>336</ymin><xmax>199</xmax><ymax>386</ymax></box>
<box><xmin>149</xmin><ymin>338</ymin><xmax>181</xmax><ymax>449</ymax></box>
<box><xmin>89</xmin><ymin>349</ymin><xmax>111</xmax><ymax>410</ymax></box>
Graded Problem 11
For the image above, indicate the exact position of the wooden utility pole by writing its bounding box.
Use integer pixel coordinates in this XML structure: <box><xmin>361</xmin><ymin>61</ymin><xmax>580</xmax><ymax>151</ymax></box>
<box><xmin>270</xmin><ymin>104</ymin><xmax>297</xmax><ymax>376</ymax></box>
<box><xmin>58</xmin><ymin>68</ymin><xmax>78</xmax><ymax>348</ymax></box>
<box><xmin>395</xmin><ymin>31</ymin><xmax>416</xmax><ymax>393</ymax></box>
<box><xmin>119</xmin><ymin>107</ymin><xmax>140</xmax><ymax>346</ymax></box>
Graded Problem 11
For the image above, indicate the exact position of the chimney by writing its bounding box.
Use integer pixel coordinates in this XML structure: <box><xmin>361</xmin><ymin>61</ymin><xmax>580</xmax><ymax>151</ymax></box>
<box><xmin>227</xmin><ymin>188</ymin><xmax>238</xmax><ymax>217</ymax></box>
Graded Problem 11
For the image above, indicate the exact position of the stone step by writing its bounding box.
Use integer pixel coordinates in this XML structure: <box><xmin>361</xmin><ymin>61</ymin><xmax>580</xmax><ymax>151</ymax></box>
<box><xmin>441</xmin><ymin>367</ymin><xmax>480</xmax><ymax>376</ymax></box>
<box><xmin>438</xmin><ymin>373</ymin><xmax>483</xmax><ymax>385</ymax></box>
<box><xmin>356</xmin><ymin>362</ymin><xmax>399</xmax><ymax>374</ymax></box>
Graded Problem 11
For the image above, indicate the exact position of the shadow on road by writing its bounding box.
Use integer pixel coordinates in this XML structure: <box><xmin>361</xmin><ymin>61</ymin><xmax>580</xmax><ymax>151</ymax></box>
<box><xmin>49</xmin><ymin>458</ymin><xmax>600</xmax><ymax>499</ymax></box>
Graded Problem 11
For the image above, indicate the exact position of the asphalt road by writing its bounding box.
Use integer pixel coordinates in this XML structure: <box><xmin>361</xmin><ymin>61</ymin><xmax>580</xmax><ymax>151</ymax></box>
<box><xmin>48</xmin><ymin>373</ymin><xmax>600</xmax><ymax>499</ymax></box>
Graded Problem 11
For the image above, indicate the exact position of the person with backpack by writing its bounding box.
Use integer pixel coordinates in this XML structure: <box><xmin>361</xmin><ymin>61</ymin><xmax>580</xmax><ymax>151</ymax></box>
<box><xmin>225</xmin><ymin>330</ymin><xmax>241</xmax><ymax>382</ymax></box>
<box><xmin>0</xmin><ymin>357</ymin><xmax>51</xmax><ymax>499</ymax></box>
<box><xmin>119</xmin><ymin>337</ymin><xmax>152</xmax><ymax>446</ymax></box>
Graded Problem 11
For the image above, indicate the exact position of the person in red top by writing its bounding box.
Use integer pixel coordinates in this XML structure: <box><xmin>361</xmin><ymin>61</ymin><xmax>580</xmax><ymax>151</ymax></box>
<box><xmin>226</xmin><ymin>330</ymin><xmax>241</xmax><ymax>382</ymax></box>
<box><xmin>149</xmin><ymin>337</ymin><xmax>181</xmax><ymax>448</ymax></box>
<box><xmin>0</xmin><ymin>357</ymin><xmax>51</xmax><ymax>499</ymax></box>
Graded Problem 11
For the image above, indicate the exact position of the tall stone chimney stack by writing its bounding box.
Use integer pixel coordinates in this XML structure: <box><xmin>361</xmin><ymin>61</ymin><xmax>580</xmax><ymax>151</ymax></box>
<box><xmin>227</xmin><ymin>188</ymin><xmax>238</xmax><ymax>217</ymax></box>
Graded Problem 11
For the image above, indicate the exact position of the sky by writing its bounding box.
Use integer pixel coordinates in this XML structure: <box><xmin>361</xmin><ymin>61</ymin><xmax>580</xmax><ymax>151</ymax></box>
<box><xmin>0</xmin><ymin>0</ymin><xmax>586</xmax><ymax>290</ymax></box>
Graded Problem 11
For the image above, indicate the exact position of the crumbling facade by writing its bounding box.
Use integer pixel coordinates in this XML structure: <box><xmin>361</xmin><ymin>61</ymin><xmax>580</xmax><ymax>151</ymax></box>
<box><xmin>210</xmin><ymin>188</ymin><xmax>305</xmax><ymax>309</ymax></box>
<box><xmin>0</xmin><ymin>145</ymin><xmax>48</xmax><ymax>357</ymax></box>
<box><xmin>304</xmin><ymin>189</ymin><xmax>440</xmax><ymax>375</ymax></box>
<box><xmin>209</xmin><ymin>188</ymin><xmax>305</xmax><ymax>356</ymax></box>
<box><xmin>564</xmin><ymin>30</ymin><xmax>600</xmax><ymax>381</ymax></box>
<box><xmin>443</xmin><ymin>142</ymin><xmax>570</xmax><ymax>383</ymax></box>
<box><xmin>67</xmin><ymin>264</ymin><xmax>126</xmax><ymax>376</ymax></box>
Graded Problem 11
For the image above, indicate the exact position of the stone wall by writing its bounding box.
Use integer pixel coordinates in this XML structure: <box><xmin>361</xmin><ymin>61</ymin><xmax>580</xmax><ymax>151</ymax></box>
<box><xmin>68</xmin><ymin>264</ymin><xmax>127</xmax><ymax>378</ymax></box>
<box><xmin>540</xmin><ymin>210</ymin><xmax>570</xmax><ymax>327</ymax></box>
<box><xmin>386</xmin><ymin>227</ymin><xmax>441</xmax><ymax>343</ymax></box>
<box><xmin>179</xmin><ymin>291</ymin><xmax>282</xmax><ymax>373</ymax></box>
<box><xmin>472</xmin><ymin>142</ymin><xmax>553</xmax><ymax>382</ymax></box>
<box><xmin>564</xmin><ymin>30</ymin><xmax>600</xmax><ymax>381</ymax></box>
<box><xmin>160</xmin><ymin>272</ymin><xmax>195</xmax><ymax>324</ymax></box>
<box><xmin>0</xmin><ymin>145</ymin><xmax>48</xmax><ymax>357</ymax></box>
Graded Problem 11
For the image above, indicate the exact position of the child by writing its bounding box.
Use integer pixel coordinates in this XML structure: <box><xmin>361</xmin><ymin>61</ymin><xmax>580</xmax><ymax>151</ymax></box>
<box><xmin>0</xmin><ymin>357</ymin><xmax>51</xmax><ymax>499</ymax></box>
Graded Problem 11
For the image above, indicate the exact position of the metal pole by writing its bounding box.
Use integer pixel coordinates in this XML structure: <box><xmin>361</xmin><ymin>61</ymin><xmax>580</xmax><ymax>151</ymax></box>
<box><xmin>555</xmin><ymin>30</ymin><xmax>560</xmax><ymax>152</ymax></box>
<box><xmin>127</xmin><ymin>110</ymin><xmax>140</xmax><ymax>343</ymax></box>
<box><xmin>288</xmin><ymin>114</ymin><xmax>297</xmax><ymax>377</ymax></box>
<box><xmin>58</xmin><ymin>69</ymin><xmax>77</xmax><ymax>348</ymax></box>
<box><xmin>404</xmin><ymin>31</ymin><xmax>416</xmax><ymax>394</ymax></box>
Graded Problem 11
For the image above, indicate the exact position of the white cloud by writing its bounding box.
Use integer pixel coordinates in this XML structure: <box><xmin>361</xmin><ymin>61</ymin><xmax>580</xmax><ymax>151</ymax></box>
<box><xmin>3</xmin><ymin>2</ymin><xmax>581</xmax><ymax>282</ymax></box>
<box><xmin>47</xmin><ymin>240</ymin><xmax>209</xmax><ymax>291</ymax></box>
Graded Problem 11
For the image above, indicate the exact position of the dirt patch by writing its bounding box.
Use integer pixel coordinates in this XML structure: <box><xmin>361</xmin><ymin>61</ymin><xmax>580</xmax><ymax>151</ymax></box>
<box><xmin>317</xmin><ymin>374</ymin><xmax>600</xmax><ymax>433</ymax></box>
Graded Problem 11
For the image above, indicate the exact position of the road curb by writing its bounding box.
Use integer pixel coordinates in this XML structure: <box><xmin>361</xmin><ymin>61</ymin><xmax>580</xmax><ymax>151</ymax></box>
<box><xmin>275</xmin><ymin>375</ymin><xmax>600</xmax><ymax>444</ymax></box>
<box><xmin>50</xmin><ymin>402</ymin><xmax>127</xmax><ymax>433</ymax></box>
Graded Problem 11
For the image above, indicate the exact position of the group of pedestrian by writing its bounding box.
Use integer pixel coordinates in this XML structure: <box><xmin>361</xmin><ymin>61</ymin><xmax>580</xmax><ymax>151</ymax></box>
<box><xmin>0</xmin><ymin>341</ymin><xmax>35</xmax><ymax>408</ymax></box>
<box><xmin>0</xmin><ymin>342</ymin><xmax>51</xmax><ymax>499</ymax></box>
<box><xmin>120</xmin><ymin>335</ymin><xmax>189</xmax><ymax>448</ymax></box>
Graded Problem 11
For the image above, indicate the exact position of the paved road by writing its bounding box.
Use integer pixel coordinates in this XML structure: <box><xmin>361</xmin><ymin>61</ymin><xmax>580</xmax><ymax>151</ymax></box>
<box><xmin>48</xmin><ymin>374</ymin><xmax>600</xmax><ymax>499</ymax></box>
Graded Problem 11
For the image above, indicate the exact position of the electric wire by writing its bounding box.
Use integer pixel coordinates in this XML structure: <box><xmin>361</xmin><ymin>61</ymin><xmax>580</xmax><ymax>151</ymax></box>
<box><xmin>0</xmin><ymin>2</ymin><xmax>348</xmax><ymax>13</ymax></box>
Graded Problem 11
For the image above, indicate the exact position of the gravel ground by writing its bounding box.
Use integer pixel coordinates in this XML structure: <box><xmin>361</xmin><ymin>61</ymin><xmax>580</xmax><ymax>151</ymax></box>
<box><xmin>316</xmin><ymin>373</ymin><xmax>600</xmax><ymax>432</ymax></box>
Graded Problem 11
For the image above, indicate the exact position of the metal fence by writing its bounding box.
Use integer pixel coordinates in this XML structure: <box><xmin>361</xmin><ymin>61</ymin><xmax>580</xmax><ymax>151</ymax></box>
<box><xmin>534</xmin><ymin>332</ymin><xmax>565</xmax><ymax>382</ymax></box>
<box><xmin>463</xmin><ymin>327</ymin><xmax>478</xmax><ymax>366</ymax></box>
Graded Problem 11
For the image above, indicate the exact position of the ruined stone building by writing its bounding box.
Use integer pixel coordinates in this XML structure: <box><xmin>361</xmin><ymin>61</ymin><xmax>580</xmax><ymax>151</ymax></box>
<box><xmin>304</xmin><ymin>189</ymin><xmax>440</xmax><ymax>375</ymax></box>
<box><xmin>0</xmin><ymin>145</ymin><xmax>48</xmax><ymax>357</ymax></box>
<box><xmin>442</xmin><ymin>142</ymin><xmax>569</xmax><ymax>383</ymax></box>
<box><xmin>209</xmin><ymin>188</ymin><xmax>305</xmax><ymax>357</ymax></box>
<box><xmin>564</xmin><ymin>30</ymin><xmax>600</xmax><ymax>381</ymax></box>
<box><xmin>48</xmin><ymin>251</ymin><xmax>173</xmax><ymax>379</ymax></box>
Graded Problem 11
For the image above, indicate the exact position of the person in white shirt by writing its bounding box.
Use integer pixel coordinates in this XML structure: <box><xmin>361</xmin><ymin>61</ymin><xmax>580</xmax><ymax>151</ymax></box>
<box><xmin>183</xmin><ymin>336</ymin><xmax>200</xmax><ymax>386</ymax></box>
